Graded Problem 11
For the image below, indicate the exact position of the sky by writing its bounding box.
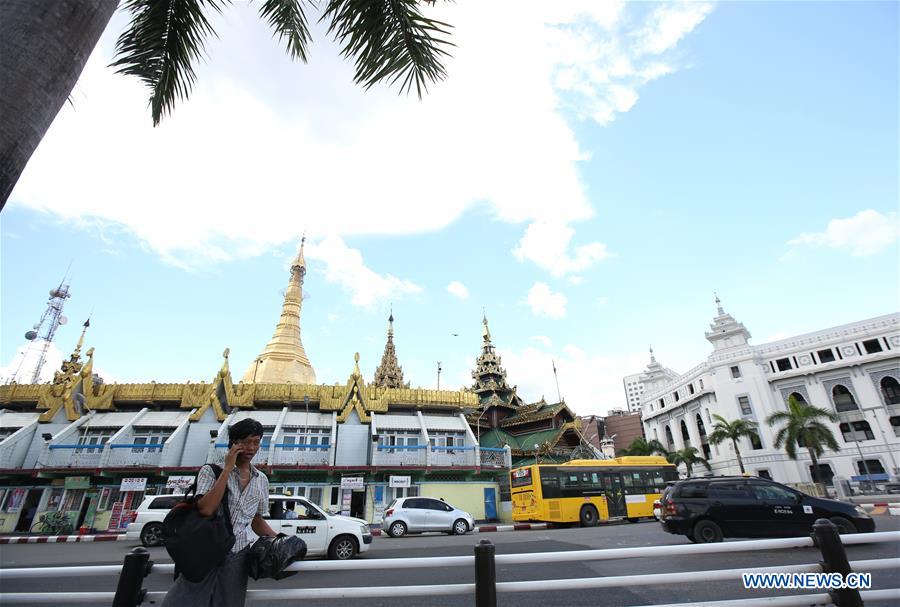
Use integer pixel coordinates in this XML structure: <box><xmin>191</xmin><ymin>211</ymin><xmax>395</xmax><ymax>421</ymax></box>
<box><xmin>2</xmin><ymin>1</ymin><xmax>898</xmax><ymax>416</ymax></box>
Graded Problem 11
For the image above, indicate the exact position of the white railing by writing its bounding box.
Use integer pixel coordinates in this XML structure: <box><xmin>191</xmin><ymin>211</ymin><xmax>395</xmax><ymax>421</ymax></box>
<box><xmin>372</xmin><ymin>445</ymin><xmax>427</xmax><ymax>467</ymax></box>
<box><xmin>103</xmin><ymin>444</ymin><xmax>166</xmax><ymax>467</ymax></box>
<box><xmin>270</xmin><ymin>444</ymin><xmax>332</xmax><ymax>466</ymax></box>
<box><xmin>41</xmin><ymin>444</ymin><xmax>105</xmax><ymax>468</ymax></box>
<box><xmin>0</xmin><ymin>525</ymin><xmax>897</xmax><ymax>606</ymax></box>
<box><xmin>430</xmin><ymin>446</ymin><xmax>476</xmax><ymax>467</ymax></box>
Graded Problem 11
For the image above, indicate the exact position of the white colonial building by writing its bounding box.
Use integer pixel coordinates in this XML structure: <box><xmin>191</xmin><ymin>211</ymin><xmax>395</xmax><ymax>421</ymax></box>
<box><xmin>636</xmin><ymin>299</ymin><xmax>899</xmax><ymax>485</ymax></box>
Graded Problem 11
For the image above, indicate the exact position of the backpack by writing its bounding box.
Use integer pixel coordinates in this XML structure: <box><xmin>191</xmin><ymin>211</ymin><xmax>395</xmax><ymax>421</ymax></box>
<box><xmin>162</xmin><ymin>464</ymin><xmax>235</xmax><ymax>582</ymax></box>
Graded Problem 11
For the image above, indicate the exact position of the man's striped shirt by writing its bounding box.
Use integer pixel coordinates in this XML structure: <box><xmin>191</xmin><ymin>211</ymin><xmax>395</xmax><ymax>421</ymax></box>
<box><xmin>196</xmin><ymin>463</ymin><xmax>269</xmax><ymax>553</ymax></box>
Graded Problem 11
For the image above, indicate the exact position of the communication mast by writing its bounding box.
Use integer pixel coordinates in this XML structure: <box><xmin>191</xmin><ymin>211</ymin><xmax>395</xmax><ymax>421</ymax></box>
<box><xmin>9</xmin><ymin>278</ymin><xmax>71</xmax><ymax>384</ymax></box>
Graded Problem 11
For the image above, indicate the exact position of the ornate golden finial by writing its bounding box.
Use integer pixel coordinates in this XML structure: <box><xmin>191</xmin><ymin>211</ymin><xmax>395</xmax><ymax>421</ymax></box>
<box><xmin>353</xmin><ymin>352</ymin><xmax>361</xmax><ymax>378</ymax></box>
<box><xmin>219</xmin><ymin>348</ymin><xmax>231</xmax><ymax>378</ymax></box>
<box><xmin>482</xmin><ymin>311</ymin><xmax>491</xmax><ymax>343</ymax></box>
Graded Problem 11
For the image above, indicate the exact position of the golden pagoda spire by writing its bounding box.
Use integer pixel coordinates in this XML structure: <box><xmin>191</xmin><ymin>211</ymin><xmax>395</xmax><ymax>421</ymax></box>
<box><xmin>242</xmin><ymin>237</ymin><xmax>316</xmax><ymax>384</ymax></box>
<box><xmin>373</xmin><ymin>308</ymin><xmax>406</xmax><ymax>388</ymax></box>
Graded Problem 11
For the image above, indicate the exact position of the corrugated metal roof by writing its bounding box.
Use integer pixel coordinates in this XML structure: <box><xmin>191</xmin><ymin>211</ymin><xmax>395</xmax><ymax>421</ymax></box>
<box><xmin>84</xmin><ymin>412</ymin><xmax>138</xmax><ymax>428</ymax></box>
<box><xmin>282</xmin><ymin>411</ymin><xmax>333</xmax><ymax>427</ymax></box>
<box><xmin>422</xmin><ymin>415</ymin><xmax>466</xmax><ymax>431</ymax></box>
<box><xmin>373</xmin><ymin>414</ymin><xmax>421</xmax><ymax>430</ymax></box>
<box><xmin>134</xmin><ymin>411</ymin><xmax>190</xmax><ymax>427</ymax></box>
<box><xmin>0</xmin><ymin>412</ymin><xmax>40</xmax><ymax>428</ymax></box>
<box><xmin>230</xmin><ymin>410</ymin><xmax>283</xmax><ymax>425</ymax></box>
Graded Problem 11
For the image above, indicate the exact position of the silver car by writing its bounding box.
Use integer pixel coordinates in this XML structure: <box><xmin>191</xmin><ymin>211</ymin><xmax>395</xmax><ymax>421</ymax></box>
<box><xmin>382</xmin><ymin>497</ymin><xmax>474</xmax><ymax>537</ymax></box>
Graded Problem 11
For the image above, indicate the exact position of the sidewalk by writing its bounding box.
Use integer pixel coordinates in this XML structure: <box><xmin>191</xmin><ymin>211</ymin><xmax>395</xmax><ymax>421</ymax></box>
<box><xmin>0</xmin><ymin>533</ymin><xmax>129</xmax><ymax>544</ymax></box>
<box><xmin>2</xmin><ymin>523</ymin><xmax>550</xmax><ymax>543</ymax></box>
<box><xmin>369</xmin><ymin>522</ymin><xmax>548</xmax><ymax>537</ymax></box>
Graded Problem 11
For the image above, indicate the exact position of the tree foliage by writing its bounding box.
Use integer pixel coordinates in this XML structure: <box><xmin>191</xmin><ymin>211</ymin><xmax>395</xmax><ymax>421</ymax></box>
<box><xmin>111</xmin><ymin>0</ymin><xmax>454</xmax><ymax>125</ymax></box>
<box><xmin>621</xmin><ymin>437</ymin><xmax>669</xmax><ymax>457</ymax></box>
<box><xmin>767</xmin><ymin>394</ymin><xmax>840</xmax><ymax>484</ymax></box>
<box><xmin>707</xmin><ymin>414</ymin><xmax>759</xmax><ymax>474</ymax></box>
<box><xmin>667</xmin><ymin>446</ymin><xmax>710</xmax><ymax>477</ymax></box>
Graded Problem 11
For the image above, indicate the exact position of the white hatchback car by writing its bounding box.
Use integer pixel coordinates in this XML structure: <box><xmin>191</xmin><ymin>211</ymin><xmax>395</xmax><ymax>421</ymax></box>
<box><xmin>126</xmin><ymin>494</ymin><xmax>373</xmax><ymax>559</ymax></box>
<box><xmin>382</xmin><ymin>497</ymin><xmax>474</xmax><ymax>537</ymax></box>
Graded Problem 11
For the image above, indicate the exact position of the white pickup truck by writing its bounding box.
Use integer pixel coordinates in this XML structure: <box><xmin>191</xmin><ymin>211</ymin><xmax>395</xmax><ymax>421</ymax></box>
<box><xmin>126</xmin><ymin>493</ymin><xmax>373</xmax><ymax>560</ymax></box>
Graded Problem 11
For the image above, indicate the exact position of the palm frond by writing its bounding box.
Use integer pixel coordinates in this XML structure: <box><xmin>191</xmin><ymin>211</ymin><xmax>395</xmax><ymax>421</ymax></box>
<box><xmin>112</xmin><ymin>0</ymin><xmax>227</xmax><ymax>125</ymax></box>
<box><xmin>259</xmin><ymin>0</ymin><xmax>313</xmax><ymax>61</ymax></box>
<box><xmin>322</xmin><ymin>0</ymin><xmax>454</xmax><ymax>97</ymax></box>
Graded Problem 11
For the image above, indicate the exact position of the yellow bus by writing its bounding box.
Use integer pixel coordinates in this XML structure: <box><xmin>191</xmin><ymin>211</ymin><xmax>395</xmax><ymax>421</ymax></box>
<box><xmin>510</xmin><ymin>456</ymin><xmax>677</xmax><ymax>526</ymax></box>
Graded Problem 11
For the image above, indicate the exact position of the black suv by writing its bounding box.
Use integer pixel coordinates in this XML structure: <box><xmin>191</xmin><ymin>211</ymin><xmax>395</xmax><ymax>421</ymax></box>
<box><xmin>660</xmin><ymin>476</ymin><xmax>875</xmax><ymax>543</ymax></box>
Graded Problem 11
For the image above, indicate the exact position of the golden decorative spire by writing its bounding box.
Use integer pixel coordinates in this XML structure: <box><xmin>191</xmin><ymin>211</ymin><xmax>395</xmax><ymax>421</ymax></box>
<box><xmin>242</xmin><ymin>238</ymin><xmax>316</xmax><ymax>384</ymax></box>
<box><xmin>373</xmin><ymin>309</ymin><xmax>406</xmax><ymax>388</ymax></box>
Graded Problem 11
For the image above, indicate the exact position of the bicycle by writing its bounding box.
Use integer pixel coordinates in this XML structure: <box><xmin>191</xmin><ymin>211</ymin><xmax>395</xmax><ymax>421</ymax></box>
<box><xmin>30</xmin><ymin>511</ymin><xmax>74</xmax><ymax>535</ymax></box>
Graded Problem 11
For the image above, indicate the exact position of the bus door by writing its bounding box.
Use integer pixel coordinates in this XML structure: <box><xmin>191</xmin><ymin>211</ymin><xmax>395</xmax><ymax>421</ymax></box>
<box><xmin>602</xmin><ymin>473</ymin><xmax>627</xmax><ymax>518</ymax></box>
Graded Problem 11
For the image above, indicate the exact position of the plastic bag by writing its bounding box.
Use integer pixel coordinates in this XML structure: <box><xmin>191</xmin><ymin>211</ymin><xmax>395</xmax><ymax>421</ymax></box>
<box><xmin>247</xmin><ymin>534</ymin><xmax>307</xmax><ymax>580</ymax></box>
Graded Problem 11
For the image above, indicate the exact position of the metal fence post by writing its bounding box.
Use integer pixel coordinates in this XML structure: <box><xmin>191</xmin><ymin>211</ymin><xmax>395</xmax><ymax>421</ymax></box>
<box><xmin>112</xmin><ymin>546</ymin><xmax>151</xmax><ymax>607</ymax></box>
<box><xmin>811</xmin><ymin>518</ymin><xmax>863</xmax><ymax>607</ymax></box>
<box><xmin>474</xmin><ymin>538</ymin><xmax>497</xmax><ymax>607</ymax></box>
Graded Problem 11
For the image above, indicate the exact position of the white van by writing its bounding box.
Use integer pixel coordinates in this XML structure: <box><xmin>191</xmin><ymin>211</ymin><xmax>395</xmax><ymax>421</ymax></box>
<box><xmin>126</xmin><ymin>494</ymin><xmax>373</xmax><ymax>559</ymax></box>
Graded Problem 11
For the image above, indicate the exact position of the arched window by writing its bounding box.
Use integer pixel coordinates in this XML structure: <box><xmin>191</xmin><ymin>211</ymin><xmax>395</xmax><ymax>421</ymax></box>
<box><xmin>832</xmin><ymin>384</ymin><xmax>858</xmax><ymax>412</ymax></box>
<box><xmin>881</xmin><ymin>376</ymin><xmax>900</xmax><ymax>405</ymax></box>
<box><xmin>840</xmin><ymin>421</ymin><xmax>874</xmax><ymax>442</ymax></box>
<box><xmin>680</xmin><ymin>420</ymin><xmax>690</xmax><ymax>442</ymax></box>
<box><xmin>789</xmin><ymin>391</ymin><xmax>806</xmax><ymax>404</ymax></box>
<box><xmin>664</xmin><ymin>425</ymin><xmax>674</xmax><ymax>450</ymax></box>
<box><xmin>696</xmin><ymin>414</ymin><xmax>706</xmax><ymax>437</ymax></box>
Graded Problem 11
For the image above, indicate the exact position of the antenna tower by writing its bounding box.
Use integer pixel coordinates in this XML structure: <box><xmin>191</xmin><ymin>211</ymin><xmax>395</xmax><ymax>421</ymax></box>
<box><xmin>10</xmin><ymin>277</ymin><xmax>72</xmax><ymax>384</ymax></box>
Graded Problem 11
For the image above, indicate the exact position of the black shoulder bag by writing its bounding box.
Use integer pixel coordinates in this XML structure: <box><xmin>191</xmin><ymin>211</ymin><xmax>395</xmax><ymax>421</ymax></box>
<box><xmin>162</xmin><ymin>463</ymin><xmax>235</xmax><ymax>582</ymax></box>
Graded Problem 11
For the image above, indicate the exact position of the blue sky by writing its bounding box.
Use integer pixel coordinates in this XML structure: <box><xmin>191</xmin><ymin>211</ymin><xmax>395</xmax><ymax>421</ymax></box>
<box><xmin>2</xmin><ymin>1</ymin><xmax>898</xmax><ymax>415</ymax></box>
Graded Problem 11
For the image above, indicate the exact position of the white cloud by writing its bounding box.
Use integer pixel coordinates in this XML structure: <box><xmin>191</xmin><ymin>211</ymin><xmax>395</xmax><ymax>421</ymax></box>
<box><xmin>0</xmin><ymin>340</ymin><xmax>117</xmax><ymax>385</ymax></box>
<box><xmin>499</xmin><ymin>346</ymin><xmax>647</xmax><ymax>415</ymax></box>
<box><xmin>447</xmin><ymin>281</ymin><xmax>470</xmax><ymax>300</ymax></box>
<box><xmin>0</xmin><ymin>340</ymin><xmax>65</xmax><ymax>384</ymax></box>
<box><xmin>513</xmin><ymin>221</ymin><xmax>613</xmax><ymax>276</ymax></box>
<box><xmin>524</xmin><ymin>282</ymin><xmax>567</xmax><ymax>319</ymax></box>
<box><xmin>634</xmin><ymin>3</ymin><xmax>715</xmax><ymax>56</ymax></box>
<box><xmin>8</xmin><ymin>2</ymin><xmax>710</xmax><ymax>270</ymax></box>
<box><xmin>787</xmin><ymin>210</ymin><xmax>899</xmax><ymax>257</ymax></box>
<box><xmin>568</xmin><ymin>276</ymin><xmax>584</xmax><ymax>285</ymax></box>
<box><xmin>597</xmin><ymin>296</ymin><xmax>609</xmax><ymax>306</ymax></box>
<box><xmin>306</xmin><ymin>237</ymin><xmax>422</xmax><ymax>309</ymax></box>
<box><xmin>531</xmin><ymin>335</ymin><xmax>553</xmax><ymax>348</ymax></box>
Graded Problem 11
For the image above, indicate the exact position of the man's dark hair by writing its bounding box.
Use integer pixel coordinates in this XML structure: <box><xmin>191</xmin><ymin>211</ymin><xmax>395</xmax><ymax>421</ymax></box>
<box><xmin>228</xmin><ymin>418</ymin><xmax>264</xmax><ymax>447</ymax></box>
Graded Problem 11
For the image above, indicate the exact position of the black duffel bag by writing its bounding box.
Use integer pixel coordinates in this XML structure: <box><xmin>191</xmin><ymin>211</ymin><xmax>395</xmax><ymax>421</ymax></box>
<box><xmin>162</xmin><ymin>464</ymin><xmax>235</xmax><ymax>582</ymax></box>
<box><xmin>247</xmin><ymin>534</ymin><xmax>307</xmax><ymax>580</ymax></box>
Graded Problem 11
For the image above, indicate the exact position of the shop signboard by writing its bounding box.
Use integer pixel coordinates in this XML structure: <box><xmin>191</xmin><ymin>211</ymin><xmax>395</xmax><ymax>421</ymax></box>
<box><xmin>389</xmin><ymin>475</ymin><xmax>411</xmax><ymax>488</ymax></box>
<box><xmin>119</xmin><ymin>478</ymin><xmax>147</xmax><ymax>492</ymax></box>
<box><xmin>166</xmin><ymin>476</ymin><xmax>195</xmax><ymax>492</ymax></box>
<box><xmin>340</xmin><ymin>477</ymin><xmax>364</xmax><ymax>490</ymax></box>
<box><xmin>107</xmin><ymin>502</ymin><xmax>124</xmax><ymax>530</ymax></box>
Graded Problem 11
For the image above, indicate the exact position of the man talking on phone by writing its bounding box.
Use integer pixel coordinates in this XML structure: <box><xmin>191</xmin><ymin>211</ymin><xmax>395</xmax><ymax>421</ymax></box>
<box><xmin>162</xmin><ymin>418</ymin><xmax>276</xmax><ymax>607</ymax></box>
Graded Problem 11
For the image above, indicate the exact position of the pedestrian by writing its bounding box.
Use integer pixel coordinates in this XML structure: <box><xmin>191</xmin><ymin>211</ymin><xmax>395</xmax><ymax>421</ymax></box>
<box><xmin>161</xmin><ymin>418</ymin><xmax>276</xmax><ymax>607</ymax></box>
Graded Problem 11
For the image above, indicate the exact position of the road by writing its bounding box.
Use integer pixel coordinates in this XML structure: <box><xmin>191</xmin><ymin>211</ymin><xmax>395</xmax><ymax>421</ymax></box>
<box><xmin>2</xmin><ymin>515</ymin><xmax>898</xmax><ymax>606</ymax></box>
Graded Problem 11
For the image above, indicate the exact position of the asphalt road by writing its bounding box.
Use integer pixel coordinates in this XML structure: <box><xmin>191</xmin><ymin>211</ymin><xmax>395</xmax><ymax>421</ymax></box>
<box><xmin>2</xmin><ymin>515</ymin><xmax>898</xmax><ymax>607</ymax></box>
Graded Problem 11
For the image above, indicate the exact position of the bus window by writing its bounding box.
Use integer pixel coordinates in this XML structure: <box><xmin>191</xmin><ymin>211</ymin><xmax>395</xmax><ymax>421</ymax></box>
<box><xmin>541</xmin><ymin>468</ymin><xmax>559</xmax><ymax>498</ymax></box>
<box><xmin>511</xmin><ymin>468</ymin><xmax>533</xmax><ymax>488</ymax></box>
<box><xmin>559</xmin><ymin>472</ymin><xmax>581</xmax><ymax>498</ymax></box>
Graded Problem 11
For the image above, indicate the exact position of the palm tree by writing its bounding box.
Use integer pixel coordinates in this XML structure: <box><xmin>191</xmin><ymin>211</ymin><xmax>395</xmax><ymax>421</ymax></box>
<box><xmin>620</xmin><ymin>437</ymin><xmax>669</xmax><ymax>457</ymax></box>
<box><xmin>767</xmin><ymin>395</ymin><xmax>840</xmax><ymax>486</ymax></box>
<box><xmin>1</xmin><ymin>0</ymin><xmax>454</xmax><ymax>209</ymax></box>
<box><xmin>667</xmin><ymin>446</ymin><xmax>710</xmax><ymax>477</ymax></box>
<box><xmin>707</xmin><ymin>414</ymin><xmax>759</xmax><ymax>474</ymax></box>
